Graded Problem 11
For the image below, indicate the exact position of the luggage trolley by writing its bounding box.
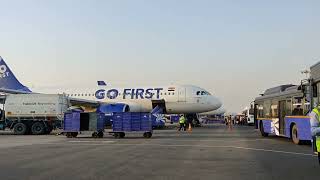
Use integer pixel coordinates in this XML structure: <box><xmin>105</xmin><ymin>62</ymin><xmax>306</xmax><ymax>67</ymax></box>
<box><xmin>64</xmin><ymin>112</ymin><xmax>105</xmax><ymax>138</ymax></box>
<box><xmin>109</xmin><ymin>112</ymin><xmax>153</xmax><ymax>138</ymax></box>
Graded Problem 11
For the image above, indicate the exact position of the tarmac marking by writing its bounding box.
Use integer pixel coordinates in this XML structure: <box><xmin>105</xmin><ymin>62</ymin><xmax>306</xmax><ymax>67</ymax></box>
<box><xmin>47</xmin><ymin>142</ymin><xmax>317</xmax><ymax>157</ymax></box>
<box><xmin>68</xmin><ymin>141</ymin><xmax>115</xmax><ymax>143</ymax></box>
<box><xmin>150</xmin><ymin>139</ymin><xmax>270</xmax><ymax>142</ymax></box>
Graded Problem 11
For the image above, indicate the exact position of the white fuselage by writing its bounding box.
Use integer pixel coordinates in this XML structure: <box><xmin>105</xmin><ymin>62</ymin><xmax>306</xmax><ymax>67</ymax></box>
<box><xmin>64</xmin><ymin>85</ymin><xmax>222</xmax><ymax>114</ymax></box>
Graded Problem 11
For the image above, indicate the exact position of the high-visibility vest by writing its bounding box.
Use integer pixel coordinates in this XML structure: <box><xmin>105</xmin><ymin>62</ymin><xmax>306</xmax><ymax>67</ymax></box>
<box><xmin>316</xmin><ymin>137</ymin><xmax>320</xmax><ymax>152</ymax></box>
<box><xmin>312</xmin><ymin>108</ymin><xmax>320</xmax><ymax>123</ymax></box>
<box><xmin>179</xmin><ymin>117</ymin><xmax>186</xmax><ymax>124</ymax></box>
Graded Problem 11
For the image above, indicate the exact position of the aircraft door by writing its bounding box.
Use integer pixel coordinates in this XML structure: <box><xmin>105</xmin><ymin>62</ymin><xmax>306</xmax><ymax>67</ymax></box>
<box><xmin>178</xmin><ymin>88</ymin><xmax>186</xmax><ymax>102</ymax></box>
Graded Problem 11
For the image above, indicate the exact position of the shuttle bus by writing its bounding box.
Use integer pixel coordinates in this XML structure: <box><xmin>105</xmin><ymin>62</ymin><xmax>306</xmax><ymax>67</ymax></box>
<box><xmin>254</xmin><ymin>84</ymin><xmax>311</xmax><ymax>145</ymax></box>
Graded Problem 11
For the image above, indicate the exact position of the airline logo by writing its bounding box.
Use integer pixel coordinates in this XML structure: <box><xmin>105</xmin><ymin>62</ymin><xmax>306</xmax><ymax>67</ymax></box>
<box><xmin>0</xmin><ymin>65</ymin><xmax>9</xmax><ymax>78</ymax></box>
<box><xmin>95</xmin><ymin>88</ymin><xmax>164</xmax><ymax>100</ymax></box>
<box><xmin>153</xmin><ymin>113</ymin><xmax>166</xmax><ymax>122</ymax></box>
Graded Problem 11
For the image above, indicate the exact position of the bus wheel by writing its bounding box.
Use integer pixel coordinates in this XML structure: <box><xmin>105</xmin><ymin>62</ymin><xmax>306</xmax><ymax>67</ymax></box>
<box><xmin>259</xmin><ymin>121</ymin><xmax>269</xmax><ymax>137</ymax></box>
<box><xmin>291</xmin><ymin>124</ymin><xmax>300</xmax><ymax>145</ymax></box>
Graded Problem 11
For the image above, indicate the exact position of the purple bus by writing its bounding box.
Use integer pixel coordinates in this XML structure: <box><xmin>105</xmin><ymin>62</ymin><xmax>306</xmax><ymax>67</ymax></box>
<box><xmin>254</xmin><ymin>84</ymin><xmax>311</xmax><ymax>145</ymax></box>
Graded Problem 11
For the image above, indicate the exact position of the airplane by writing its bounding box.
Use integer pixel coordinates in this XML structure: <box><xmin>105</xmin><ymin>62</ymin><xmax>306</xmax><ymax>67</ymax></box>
<box><xmin>199</xmin><ymin>106</ymin><xmax>226</xmax><ymax>116</ymax></box>
<box><xmin>0</xmin><ymin>56</ymin><xmax>222</xmax><ymax>121</ymax></box>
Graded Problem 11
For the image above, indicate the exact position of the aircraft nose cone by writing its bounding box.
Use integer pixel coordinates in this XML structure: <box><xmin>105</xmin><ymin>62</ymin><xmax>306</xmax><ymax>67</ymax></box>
<box><xmin>209</xmin><ymin>96</ymin><xmax>222</xmax><ymax>111</ymax></box>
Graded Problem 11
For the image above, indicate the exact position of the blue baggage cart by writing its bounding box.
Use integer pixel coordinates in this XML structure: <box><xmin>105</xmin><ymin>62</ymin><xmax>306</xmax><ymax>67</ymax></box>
<box><xmin>110</xmin><ymin>112</ymin><xmax>153</xmax><ymax>138</ymax></box>
<box><xmin>64</xmin><ymin>112</ymin><xmax>105</xmax><ymax>138</ymax></box>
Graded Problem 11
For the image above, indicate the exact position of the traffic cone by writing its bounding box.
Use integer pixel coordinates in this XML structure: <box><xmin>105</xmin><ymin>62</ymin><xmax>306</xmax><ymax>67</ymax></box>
<box><xmin>188</xmin><ymin>123</ymin><xmax>192</xmax><ymax>132</ymax></box>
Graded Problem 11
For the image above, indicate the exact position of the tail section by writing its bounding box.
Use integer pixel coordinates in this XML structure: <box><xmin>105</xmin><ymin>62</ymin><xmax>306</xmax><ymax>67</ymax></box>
<box><xmin>0</xmin><ymin>56</ymin><xmax>31</xmax><ymax>92</ymax></box>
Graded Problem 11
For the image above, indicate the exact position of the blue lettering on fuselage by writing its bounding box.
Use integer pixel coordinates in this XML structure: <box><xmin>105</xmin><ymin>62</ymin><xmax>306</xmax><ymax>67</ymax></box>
<box><xmin>95</xmin><ymin>89</ymin><xmax>106</xmax><ymax>99</ymax></box>
<box><xmin>95</xmin><ymin>88</ymin><xmax>163</xmax><ymax>100</ymax></box>
<box><xmin>106</xmin><ymin>89</ymin><xmax>119</xmax><ymax>99</ymax></box>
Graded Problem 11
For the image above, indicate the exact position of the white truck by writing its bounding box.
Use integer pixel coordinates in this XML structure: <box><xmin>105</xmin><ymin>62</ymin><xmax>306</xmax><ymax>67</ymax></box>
<box><xmin>2</xmin><ymin>94</ymin><xmax>69</xmax><ymax>135</ymax></box>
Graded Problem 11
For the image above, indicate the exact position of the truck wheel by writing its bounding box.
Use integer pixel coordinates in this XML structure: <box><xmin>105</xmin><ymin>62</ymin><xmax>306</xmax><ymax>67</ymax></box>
<box><xmin>259</xmin><ymin>121</ymin><xmax>269</xmax><ymax>137</ymax></box>
<box><xmin>13</xmin><ymin>123</ymin><xmax>28</xmax><ymax>135</ymax></box>
<box><xmin>147</xmin><ymin>132</ymin><xmax>152</xmax><ymax>138</ymax></box>
<box><xmin>97</xmin><ymin>131</ymin><xmax>104</xmax><ymax>138</ymax></box>
<box><xmin>71</xmin><ymin>132</ymin><xmax>78</xmax><ymax>138</ymax></box>
<box><xmin>120</xmin><ymin>132</ymin><xmax>125</xmax><ymax>138</ymax></box>
<box><xmin>92</xmin><ymin>132</ymin><xmax>98</xmax><ymax>138</ymax></box>
<box><xmin>66</xmin><ymin>132</ymin><xmax>72</xmax><ymax>138</ymax></box>
<box><xmin>291</xmin><ymin>124</ymin><xmax>301</xmax><ymax>145</ymax></box>
<box><xmin>31</xmin><ymin>122</ymin><xmax>45</xmax><ymax>135</ymax></box>
<box><xmin>114</xmin><ymin>133</ymin><xmax>121</xmax><ymax>139</ymax></box>
<box><xmin>143</xmin><ymin>132</ymin><xmax>152</xmax><ymax>138</ymax></box>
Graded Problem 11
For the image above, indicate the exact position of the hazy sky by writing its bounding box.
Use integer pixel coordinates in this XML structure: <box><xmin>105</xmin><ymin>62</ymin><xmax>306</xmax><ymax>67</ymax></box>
<box><xmin>0</xmin><ymin>0</ymin><xmax>319</xmax><ymax>112</ymax></box>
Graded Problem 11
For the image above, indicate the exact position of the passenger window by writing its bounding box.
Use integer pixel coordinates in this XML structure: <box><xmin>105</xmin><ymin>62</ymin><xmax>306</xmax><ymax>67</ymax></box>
<box><xmin>164</xmin><ymin>93</ymin><xmax>167</xmax><ymax>95</ymax></box>
<box><xmin>201</xmin><ymin>91</ymin><xmax>206</xmax><ymax>95</ymax></box>
<box><xmin>271</xmin><ymin>104</ymin><xmax>278</xmax><ymax>118</ymax></box>
<box><xmin>172</xmin><ymin>93</ymin><xmax>175</xmax><ymax>95</ymax></box>
<box><xmin>292</xmin><ymin>97</ymin><xmax>304</xmax><ymax>116</ymax></box>
<box><xmin>197</xmin><ymin>91</ymin><xmax>201</xmax><ymax>96</ymax></box>
<box><xmin>286</xmin><ymin>100</ymin><xmax>292</xmax><ymax>116</ymax></box>
<box><xmin>263</xmin><ymin>100</ymin><xmax>271</xmax><ymax>118</ymax></box>
<box><xmin>168</xmin><ymin>93</ymin><xmax>171</xmax><ymax>95</ymax></box>
<box><xmin>257</xmin><ymin>105</ymin><xmax>264</xmax><ymax>118</ymax></box>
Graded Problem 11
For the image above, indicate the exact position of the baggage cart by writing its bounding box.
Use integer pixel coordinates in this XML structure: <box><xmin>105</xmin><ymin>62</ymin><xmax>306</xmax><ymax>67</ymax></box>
<box><xmin>110</xmin><ymin>112</ymin><xmax>153</xmax><ymax>138</ymax></box>
<box><xmin>64</xmin><ymin>112</ymin><xmax>105</xmax><ymax>138</ymax></box>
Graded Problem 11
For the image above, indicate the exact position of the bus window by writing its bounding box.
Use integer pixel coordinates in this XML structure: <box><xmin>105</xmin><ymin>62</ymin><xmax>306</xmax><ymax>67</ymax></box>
<box><xmin>271</xmin><ymin>104</ymin><xmax>278</xmax><ymax>118</ymax></box>
<box><xmin>263</xmin><ymin>100</ymin><xmax>271</xmax><ymax>118</ymax></box>
<box><xmin>286</xmin><ymin>100</ymin><xmax>292</xmax><ymax>116</ymax></box>
<box><xmin>256</xmin><ymin>104</ymin><xmax>264</xmax><ymax>118</ymax></box>
<box><xmin>304</xmin><ymin>100</ymin><xmax>311</xmax><ymax>115</ymax></box>
<box><xmin>292</xmin><ymin>97</ymin><xmax>303</xmax><ymax>116</ymax></box>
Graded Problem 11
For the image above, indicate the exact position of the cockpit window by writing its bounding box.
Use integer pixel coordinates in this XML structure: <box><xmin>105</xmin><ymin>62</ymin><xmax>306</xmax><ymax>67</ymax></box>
<box><xmin>197</xmin><ymin>91</ymin><xmax>211</xmax><ymax>96</ymax></box>
<box><xmin>200</xmin><ymin>91</ymin><xmax>211</xmax><ymax>95</ymax></box>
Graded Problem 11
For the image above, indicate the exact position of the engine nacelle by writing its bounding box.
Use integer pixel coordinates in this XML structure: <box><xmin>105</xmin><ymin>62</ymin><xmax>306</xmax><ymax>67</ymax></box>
<box><xmin>97</xmin><ymin>103</ymin><xmax>129</xmax><ymax>113</ymax></box>
<box><xmin>118</xmin><ymin>102</ymin><xmax>146</xmax><ymax>112</ymax></box>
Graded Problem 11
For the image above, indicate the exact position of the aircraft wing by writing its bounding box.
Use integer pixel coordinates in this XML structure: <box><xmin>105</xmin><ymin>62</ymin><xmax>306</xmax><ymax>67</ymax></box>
<box><xmin>68</xmin><ymin>97</ymin><xmax>102</xmax><ymax>108</ymax></box>
<box><xmin>0</xmin><ymin>88</ymin><xmax>32</xmax><ymax>94</ymax></box>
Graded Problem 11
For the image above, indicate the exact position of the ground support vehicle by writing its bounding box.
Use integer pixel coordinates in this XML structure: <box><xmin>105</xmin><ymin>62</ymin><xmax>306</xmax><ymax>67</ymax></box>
<box><xmin>2</xmin><ymin>94</ymin><xmax>68</xmax><ymax>135</ymax></box>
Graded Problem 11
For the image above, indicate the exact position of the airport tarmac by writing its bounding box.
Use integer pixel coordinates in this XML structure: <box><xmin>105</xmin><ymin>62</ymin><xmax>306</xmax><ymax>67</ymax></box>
<box><xmin>0</xmin><ymin>124</ymin><xmax>319</xmax><ymax>180</ymax></box>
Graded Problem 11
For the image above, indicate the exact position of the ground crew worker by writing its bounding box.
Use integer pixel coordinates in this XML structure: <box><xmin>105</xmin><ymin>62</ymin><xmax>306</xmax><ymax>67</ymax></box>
<box><xmin>178</xmin><ymin>115</ymin><xmax>186</xmax><ymax>131</ymax></box>
<box><xmin>309</xmin><ymin>105</ymin><xmax>320</xmax><ymax>164</ymax></box>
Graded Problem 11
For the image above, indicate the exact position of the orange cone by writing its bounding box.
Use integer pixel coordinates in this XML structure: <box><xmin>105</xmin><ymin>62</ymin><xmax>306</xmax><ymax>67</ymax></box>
<box><xmin>188</xmin><ymin>123</ymin><xmax>192</xmax><ymax>132</ymax></box>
